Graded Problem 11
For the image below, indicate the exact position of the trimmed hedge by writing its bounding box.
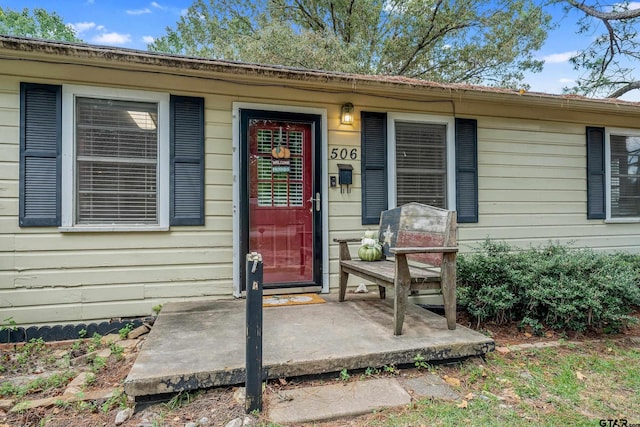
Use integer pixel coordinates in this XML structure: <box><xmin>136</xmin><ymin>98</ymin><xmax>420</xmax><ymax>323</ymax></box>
<box><xmin>457</xmin><ymin>240</ymin><xmax>640</xmax><ymax>333</ymax></box>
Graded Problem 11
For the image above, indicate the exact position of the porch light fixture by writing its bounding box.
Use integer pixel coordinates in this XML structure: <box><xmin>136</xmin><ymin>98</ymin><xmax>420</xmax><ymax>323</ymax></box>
<box><xmin>340</xmin><ymin>103</ymin><xmax>354</xmax><ymax>125</ymax></box>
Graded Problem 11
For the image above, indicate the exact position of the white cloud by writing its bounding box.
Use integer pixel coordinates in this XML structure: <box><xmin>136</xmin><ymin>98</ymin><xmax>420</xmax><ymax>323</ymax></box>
<box><xmin>559</xmin><ymin>78</ymin><xmax>575</xmax><ymax>84</ymax></box>
<box><xmin>91</xmin><ymin>32</ymin><xmax>132</xmax><ymax>45</ymax></box>
<box><xmin>96</xmin><ymin>25</ymin><xmax>105</xmax><ymax>31</ymax></box>
<box><xmin>629</xmin><ymin>2</ymin><xmax>640</xmax><ymax>8</ymax></box>
<box><xmin>126</xmin><ymin>8</ymin><xmax>151</xmax><ymax>15</ymax></box>
<box><xmin>180</xmin><ymin>8</ymin><xmax>188</xmax><ymax>16</ymax></box>
<box><xmin>542</xmin><ymin>51</ymin><xmax>577</xmax><ymax>64</ymax></box>
<box><xmin>71</xmin><ymin>22</ymin><xmax>97</xmax><ymax>34</ymax></box>
<box><xmin>142</xmin><ymin>36</ymin><xmax>155</xmax><ymax>43</ymax></box>
<box><xmin>86</xmin><ymin>0</ymin><xmax>94</xmax><ymax>4</ymax></box>
<box><xmin>151</xmin><ymin>2</ymin><xmax>168</xmax><ymax>10</ymax></box>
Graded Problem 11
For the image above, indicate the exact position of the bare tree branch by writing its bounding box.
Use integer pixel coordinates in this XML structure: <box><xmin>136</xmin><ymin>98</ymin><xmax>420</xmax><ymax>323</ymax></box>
<box><xmin>566</xmin><ymin>0</ymin><xmax>640</xmax><ymax>20</ymax></box>
<box><xmin>329</xmin><ymin>2</ymin><xmax>339</xmax><ymax>37</ymax></box>
<box><xmin>601</xmin><ymin>19</ymin><xmax>619</xmax><ymax>76</ymax></box>
<box><xmin>609</xmin><ymin>81</ymin><xmax>640</xmax><ymax>98</ymax></box>
<box><xmin>396</xmin><ymin>0</ymin><xmax>444</xmax><ymax>75</ymax></box>
<box><xmin>564</xmin><ymin>0</ymin><xmax>640</xmax><ymax>97</ymax></box>
<box><xmin>345</xmin><ymin>0</ymin><xmax>356</xmax><ymax>43</ymax></box>
<box><xmin>293</xmin><ymin>0</ymin><xmax>325</xmax><ymax>32</ymax></box>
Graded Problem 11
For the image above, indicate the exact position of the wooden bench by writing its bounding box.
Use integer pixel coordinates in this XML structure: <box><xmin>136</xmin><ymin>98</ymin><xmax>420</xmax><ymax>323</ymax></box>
<box><xmin>334</xmin><ymin>203</ymin><xmax>457</xmax><ymax>335</ymax></box>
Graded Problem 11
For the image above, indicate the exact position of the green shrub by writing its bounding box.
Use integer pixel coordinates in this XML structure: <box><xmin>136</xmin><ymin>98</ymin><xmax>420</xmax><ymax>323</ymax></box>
<box><xmin>457</xmin><ymin>240</ymin><xmax>640</xmax><ymax>333</ymax></box>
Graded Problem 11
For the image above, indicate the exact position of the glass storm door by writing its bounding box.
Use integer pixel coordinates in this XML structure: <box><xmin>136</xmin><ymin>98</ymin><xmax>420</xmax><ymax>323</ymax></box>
<box><xmin>246</xmin><ymin>117</ymin><xmax>319</xmax><ymax>288</ymax></box>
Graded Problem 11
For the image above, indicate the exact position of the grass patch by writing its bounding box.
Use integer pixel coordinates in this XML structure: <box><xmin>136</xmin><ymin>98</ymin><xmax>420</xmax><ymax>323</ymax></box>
<box><xmin>290</xmin><ymin>340</ymin><xmax>640</xmax><ymax>427</ymax></box>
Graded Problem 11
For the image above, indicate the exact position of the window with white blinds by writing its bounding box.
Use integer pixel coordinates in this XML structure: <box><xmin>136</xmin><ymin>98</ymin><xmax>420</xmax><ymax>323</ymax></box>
<box><xmin>395</xmin><ymin>121</ymin><xmax>447</xmax><ymax>208</ymax></box>
<box><xmin>610</xmin><ymin>133</ymin><xmax>640</xmax><ymax>218</ymax></box>
<box><xmin>75</xmin><ymin>97</ymin><xmax>159</xmax><ymax>224</ymax></box>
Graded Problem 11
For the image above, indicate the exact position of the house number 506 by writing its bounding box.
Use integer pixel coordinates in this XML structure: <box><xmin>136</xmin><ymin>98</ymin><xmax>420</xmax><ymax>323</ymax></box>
<box><xmin>330</xmin><ymin>148</ymin><xmax>358</xmax><ymax>160</ymax></box>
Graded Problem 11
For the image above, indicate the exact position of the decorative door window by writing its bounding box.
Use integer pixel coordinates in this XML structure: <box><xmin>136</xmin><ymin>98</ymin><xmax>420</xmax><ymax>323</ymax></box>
<box><xmin>254</xmin><ymin>123</ymin><xmax>305</xmax><ymax>207</ymax></box>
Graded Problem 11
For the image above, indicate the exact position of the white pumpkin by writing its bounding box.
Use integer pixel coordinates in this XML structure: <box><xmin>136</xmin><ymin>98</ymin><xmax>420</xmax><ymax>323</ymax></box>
<box><xmin>363</xmin><ymin>230</ymin><xmax>379</xmax><ymax>240</ymax></box>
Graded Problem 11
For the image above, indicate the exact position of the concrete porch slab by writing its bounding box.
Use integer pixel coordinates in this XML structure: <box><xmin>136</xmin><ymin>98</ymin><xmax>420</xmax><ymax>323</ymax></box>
<box><xmin>124</xmin><ymin>294</ymin><xmax>494</xmax><ymax>397</ymax></box>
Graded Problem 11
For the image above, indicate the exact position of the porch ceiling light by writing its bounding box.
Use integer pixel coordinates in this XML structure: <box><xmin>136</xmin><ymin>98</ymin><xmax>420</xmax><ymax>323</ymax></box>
<box><xmin>340</xmin><ymin>103</ymin><xmax>354</xmax><ymax>125</ymax></box>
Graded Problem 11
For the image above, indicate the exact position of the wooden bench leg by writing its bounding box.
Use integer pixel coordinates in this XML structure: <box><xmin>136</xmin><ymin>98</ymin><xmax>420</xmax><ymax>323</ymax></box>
<box><xmin>394</xmin><ymin>254</ymin><xmax>410</xmax><ymax>336</ymax></box>
<box><xmin>339</xmin><ymin>268</ymin><xmax>349</xmax><ymax>302</ymax></box>
<box><xmin>441</xmin><ymin>252</ymin><xmax>457</xmax><ymax>330</ymax></box>
<box><xmin>337</xmin><ymin>241</ymin><xmax>351</xmax><ymax>302</ymax></box>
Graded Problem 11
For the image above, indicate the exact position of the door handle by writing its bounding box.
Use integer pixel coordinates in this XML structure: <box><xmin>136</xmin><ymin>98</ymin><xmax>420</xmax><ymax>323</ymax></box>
<box><xmin>308</xmin><ymin>192</ymin><xmax>321</xmax><ymax>212</ymax></box>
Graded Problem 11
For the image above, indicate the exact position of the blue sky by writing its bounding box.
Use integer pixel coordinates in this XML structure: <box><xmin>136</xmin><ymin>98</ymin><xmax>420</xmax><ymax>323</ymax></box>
<box><xmin>2</xmin><ymin>0</ymin><xmax>638</xmax><ymax>100</ymax></box>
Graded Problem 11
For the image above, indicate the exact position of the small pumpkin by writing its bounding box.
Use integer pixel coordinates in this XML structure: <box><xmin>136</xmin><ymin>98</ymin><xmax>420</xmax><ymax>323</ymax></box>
<box><xmin>359</xmin><ymin>231</ymin><xmax>382</xmax><ymax>261</ymax></box>
<box><xmin>363</xmin><ymin>230</ymin><xmax>379</xmax><ymax>240</ymax></box>
<box><xmin>271</xmin><ymin>145</ymin><xmax>291</xmax><ymax>159</ymax></box>
<box><xmin>361</xmin><ymin>237</ymin><xmax>378</xmax><ymax>247</ymax></box>
<box><xmin>358</xmin><ymin>244</ymin><xmax>382</xmax><ymax>261</ymax></box>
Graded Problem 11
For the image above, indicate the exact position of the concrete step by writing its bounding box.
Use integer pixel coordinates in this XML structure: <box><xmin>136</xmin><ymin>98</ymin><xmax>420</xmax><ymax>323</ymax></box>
<box><xmin>267</xmin><ymin>373</ymin><xmax>461</xmax><ymax>424</ymax></box>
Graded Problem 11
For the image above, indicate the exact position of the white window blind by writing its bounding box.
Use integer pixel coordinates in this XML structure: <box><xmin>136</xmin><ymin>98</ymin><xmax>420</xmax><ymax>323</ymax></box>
<box><xmin>75</xmin><ymin>97</ymin><xmax>158</xmax><ymax>224</ymax></box>
<box><xmin>610</xmin><ymin>134</ymin><xmax>640</xmax><ymax>218</ymax></box>
<box><xmin>395</xmin><ymin>121</ymin><xmax>447</xmax><ymax>208</ymax></box>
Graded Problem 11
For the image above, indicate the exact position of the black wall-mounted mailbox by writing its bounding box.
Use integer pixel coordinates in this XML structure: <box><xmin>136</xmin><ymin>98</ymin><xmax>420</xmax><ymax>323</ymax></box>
<box><xmin>337</xmin><ymin>164</ymin><xmax>353</xmax><ymax>185</ymax></box>
<box><xmin>336</xmin><ymin>163</ymin><xmax>353</xmax><ymax>193</ymax></box>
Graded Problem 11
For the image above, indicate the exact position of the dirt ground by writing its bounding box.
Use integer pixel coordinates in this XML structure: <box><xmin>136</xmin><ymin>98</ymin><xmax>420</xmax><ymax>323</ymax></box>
<box><xmin>1</xmin><ymin>309</ymin><xmax>639</xmax><ymax>427</ymax></box>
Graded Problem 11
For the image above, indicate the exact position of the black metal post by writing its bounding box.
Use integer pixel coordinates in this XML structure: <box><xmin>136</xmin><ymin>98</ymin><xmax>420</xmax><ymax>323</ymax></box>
<box><xmin>245</xmin><ymin>252</ymin><xmax>263</xmax><ymax>413</ymax></box>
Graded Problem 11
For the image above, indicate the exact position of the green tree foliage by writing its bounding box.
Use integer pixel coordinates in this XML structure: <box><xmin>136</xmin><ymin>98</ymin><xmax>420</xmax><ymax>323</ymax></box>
<box><xmin>150</xmin><ymin>0</ymin><xmax>551</xmax><ymax>89</ymax></box>
<box><xmin>0</xmin><ymin>7</ymin><xmax>81</xmax><ymax>43</ymax></box>
<box><xmin>563</xmin><ymin>0</ymin><xmax>640</xmax><ymax>98</ymax></box>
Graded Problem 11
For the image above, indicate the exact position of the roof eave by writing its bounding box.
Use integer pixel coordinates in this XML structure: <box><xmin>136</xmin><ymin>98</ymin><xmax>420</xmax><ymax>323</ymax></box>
<box><xmin>1</xmin><ymin>35</ymin><xmax>639</xmax><ymax>115</ymax></box>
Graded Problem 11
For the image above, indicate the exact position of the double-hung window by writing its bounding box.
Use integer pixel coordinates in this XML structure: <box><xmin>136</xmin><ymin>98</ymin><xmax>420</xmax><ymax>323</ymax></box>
<box><xmin>607</xmin><ymin>129</ymin><xmax>640</xmax><ymax>220</ymax></box>
<box><xmin>61</xmin><ymin>86</ymin><xmax>170</xmax><ymax>230</ymax></box>
<box><xmin>388</xmin><ymin>114</ymin><xmax>456</xmax><ymax>210</ymax></box>
<box><xmin>361</xmin><ymin>112</ymin><xmax>477</xmax><ymax>224</ymax></box>
<box><xmin>20</xmin><ymin>83</ymin><xmax>204</xmax><ymax>229</ymax></box>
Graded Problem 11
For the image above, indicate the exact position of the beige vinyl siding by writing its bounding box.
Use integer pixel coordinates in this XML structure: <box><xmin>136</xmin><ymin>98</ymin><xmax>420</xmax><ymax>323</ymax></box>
<box><xmin>0</xmin><ymin>70</ymin><xmax>238</xmax><ymax>325</ymax></box>
<box><xmin>0</xmin><ymin>81</ymin><xmax>18</xmax><ymax>304</ymax></box>
<box><xmin>458</xmin><ymin>117</ymin><xmax>640</xmax><ymax>252</ymax></box>
<box><xmin>2</xmin><ymin>52</ymin><xmax>640</xmax><ymax>326</ymax></box>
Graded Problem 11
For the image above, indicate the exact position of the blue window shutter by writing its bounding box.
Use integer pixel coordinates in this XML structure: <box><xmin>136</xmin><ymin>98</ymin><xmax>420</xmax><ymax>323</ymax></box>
<box><xmin>19</xmin><ymin>83</ymin><xmax>61</xmax><ymax>227</ymax></box>
<box><xmin>586</xmin><ymin>126</ymin><xmax>606</xmax><ymax>219</ymax></box>
<box><xmin>170</xmin><ymin>95</ymin><xmax>205</xmax><ymax>226</ymax></box>
<box><xmin>361</xmin><ymin>112</ymin><xmax>387</xmax><ymax>224</ymax></box>
<box><xmin>455</xmin><ymin>118</ymin><xmax>478</xmax><ymax>223</ymax></box>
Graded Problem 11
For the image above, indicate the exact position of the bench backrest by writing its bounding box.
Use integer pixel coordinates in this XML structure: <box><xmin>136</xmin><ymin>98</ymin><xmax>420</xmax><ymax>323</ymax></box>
<box><xmin>377</xmin><ymin>202</ymin><xmax>456</xmax><ymax>267</ymax></box>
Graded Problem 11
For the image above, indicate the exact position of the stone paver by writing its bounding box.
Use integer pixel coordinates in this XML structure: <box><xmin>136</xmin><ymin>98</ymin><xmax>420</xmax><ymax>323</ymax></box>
<box><xmin>10</xmin><ymin>397</ymin><xmax>58</xmax><ymax>412</ymax></box>
<box><xmin>62</xmin><ymin>388</ymin><xmax>114</xmax><ymax>403</ymax></box>
<box><xmin>10</xmin><ymin>388</ymin><xmax>115</xmax><ymax>413</ymax></box>
<box><xmin>127</xmin><ymin>325</ymin><xmax>150</xmax><ymax>340</ymax></box>
<box><xmin>267</xmin><ymin>377</ymin><xmax>411</xmax><ymax>425</ymax></box>
<box><xmin>96</xmin><ymin>348</ymin><xmax>111</xmax><ymax>359</ymax></box>
<box><xmin>398</xmin><ymin>373</ymin><xmax>460</xmax><ymax>401</ymax></box>
<box><xmin>100</xmin><ymin>334</ymin><xmax>121</xmax><ymax>345</ymax></box>
<box><xmin>115</xmin><ymin>339</ymin><xmax>139</xmax><ymax>351</ymax></box>
<box><xmin>6</xmin><ymin>370</ymin><xmax>67</xmax><ymax>388</ymax></box>
<box><xmin>63</xmin><ymin>372</ymin><xmax>95</xmax><ymax>396</ymax></box>
<box><xmin>0</xmin><ymin>400</ymin><xmax>14</xmax><ymax>411</ymax></box>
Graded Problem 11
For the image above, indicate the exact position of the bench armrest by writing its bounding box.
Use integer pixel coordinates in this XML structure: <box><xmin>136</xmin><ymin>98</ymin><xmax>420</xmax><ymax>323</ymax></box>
<box><xmin>333</xmin><ymin>238</ymin><xmax>362</xmax><ymax>243</ymax></box>
<box><xmin>334</xmin><ymin>237</ymin><xmax>362</xmax><ymax>261</ymax></box>
<box><xmin>390</xmin><ymin>246</ymin><xmax>458</xmax><ymax>254</ymax></box>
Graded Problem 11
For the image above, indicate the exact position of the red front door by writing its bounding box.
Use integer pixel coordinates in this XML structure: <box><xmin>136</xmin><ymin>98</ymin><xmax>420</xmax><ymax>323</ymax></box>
<box><xmin>248</xmin><ymin>119</ymin><xmax>315</xmax><ymax>285</ymax></box>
